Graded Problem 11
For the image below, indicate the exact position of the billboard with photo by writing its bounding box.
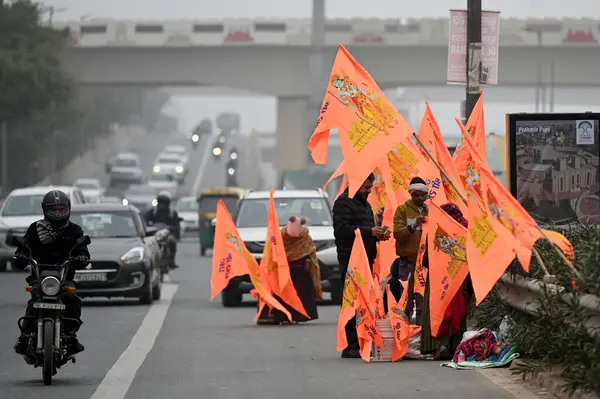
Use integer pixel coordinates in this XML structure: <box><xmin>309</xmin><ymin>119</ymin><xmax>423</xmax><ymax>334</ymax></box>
<box><xmin>507</xmin><ymin>113</ymin><xmax>600</xmax><ymax>226</ymax></box>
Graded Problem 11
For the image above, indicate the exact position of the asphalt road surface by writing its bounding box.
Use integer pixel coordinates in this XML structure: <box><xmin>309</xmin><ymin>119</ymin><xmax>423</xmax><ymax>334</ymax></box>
<box><xmin>0</xmin><ymin>131</ymin><xmax>529</xmax><ymax>399</ymax></box>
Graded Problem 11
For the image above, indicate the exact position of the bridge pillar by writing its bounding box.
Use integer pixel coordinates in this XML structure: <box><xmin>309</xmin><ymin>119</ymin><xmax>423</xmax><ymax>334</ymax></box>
<box><xmin>275</xmin><ymin>96</ymin><xmax>310</xmax><ymax>183</ymax></box>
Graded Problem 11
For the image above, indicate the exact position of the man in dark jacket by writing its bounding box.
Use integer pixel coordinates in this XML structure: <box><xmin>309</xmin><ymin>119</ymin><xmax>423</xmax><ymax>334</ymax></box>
<box><xmin>143</xmin><ymin>191</ymin><xmax>181</xmax><ymax>268</ymax></box>
<box><xmin>333</xmin><ymin>173</ymin><xmax>390</xmax><ymax>358</ymax></box>
<box><xmin>13</xmin><ymin>190</ymin><xmax>90</xmax><ymax>356</ymax></box>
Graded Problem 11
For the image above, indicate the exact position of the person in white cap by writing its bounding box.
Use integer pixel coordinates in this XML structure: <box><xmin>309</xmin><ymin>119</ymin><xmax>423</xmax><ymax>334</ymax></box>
<box><xmin>392</xmin><ymin>176</ymin><xmax>429</xmax><ymax>325</ymax></box>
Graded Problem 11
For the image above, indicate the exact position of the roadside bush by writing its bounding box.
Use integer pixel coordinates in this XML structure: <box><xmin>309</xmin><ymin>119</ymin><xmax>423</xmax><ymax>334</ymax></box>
<box><xmin>473</xmin><ymin>223</ymin><xmax>600</xmax><ymax>397</ymax></box>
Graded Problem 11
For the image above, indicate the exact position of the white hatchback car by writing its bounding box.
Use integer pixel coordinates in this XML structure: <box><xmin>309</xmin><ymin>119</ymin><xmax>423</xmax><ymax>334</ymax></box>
<box><xmin>153</xmin><ymin>152</ymin><xmax>186</xmax><ymax>183</ymax></box>
<box><xmin>73</xmin><ymin>178</ymin><xmax>104</xmax><ymax>203</ymax></box>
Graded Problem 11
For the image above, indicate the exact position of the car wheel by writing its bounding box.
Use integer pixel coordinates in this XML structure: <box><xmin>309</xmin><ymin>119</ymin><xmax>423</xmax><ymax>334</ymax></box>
<box><xmin>330</xmin><ymin>279</ymin><xmax>343</xmax><ymax>305</ymax></box>
<box><xmin>139</xmin><ymin>274</ymin><xmax>154</xmax><ymax>305</ymax></box>
<box><xmin>221</xmin><ymin>284</ymin><xmax>242</xmax><ymax>307</ymax></box>
<box><xmin>152</xmin><ymin>280</ymin><xmax>162</xmax><ymax>301</ymax></box>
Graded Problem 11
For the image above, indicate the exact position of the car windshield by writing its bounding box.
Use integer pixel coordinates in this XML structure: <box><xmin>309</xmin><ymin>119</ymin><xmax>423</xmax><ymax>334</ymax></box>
<box><xmin>157</xmin><ymin>157</ymin><xmax>179</xmax><ymax>164</ymax></box>
<box><xmin>236</xmin><ymin>198</ymin><xmax>332</xmax><ymax>228</ymax></box>
<box><xmin>1</xmin><ymin>194</ymin><xmax>45</xmax><ymax>216</ymax></box>
<box><xmin>126</xmin><ymin>185</ymin><xmax>154</xmax><ymax>196</ymax></box>
<box><xmin>198</xmin><ymin>196</ymin><xmax>238</xmax><ymax>214</ymax></box>
<box><xmin>114</xmin><ymin>158</ymin><xmax>137</xmax><ymax>167</ymax></box>
<box><xmin>177</xmin><ymin>198</ymin><xmax>198</xmax><ymax>212</ymax></box>
<box><xmin>150</xmin><ymin>173</ymin><xmax>173</xmax><ymax>182</ymax></box>
<box><xmin>71</xmin><ymin>211</ymin><xmax>138</xmax><ymax>238</ymax></box>
<box><xmin>74</xmin><ymin>182</ymin><xmax>98</xmax><ymax>190</ymax></box>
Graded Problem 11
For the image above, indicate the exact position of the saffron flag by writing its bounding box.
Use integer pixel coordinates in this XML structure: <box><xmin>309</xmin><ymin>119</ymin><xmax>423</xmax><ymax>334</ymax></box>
<box><xmin>386</xmin><ymin>281</ymin><xmax>422</xmax><ymax>361</ymax></box>
<box><xmin>427</xmin><ymin>202</ymin><xmax>469</xmax><ymax>336</ymax></box>
<box><xmin>373</xmin><ymin>199</ymin><xmax>396</xmax><ymax>282</ymax></box>
<box><xmin>542</xmin><ymin>229</ymin><xmax>575</xmax><ymax>261</ymax></box>
<box><xmin>309</xmin><ymin>45</ymin><xmax>413</xmax><ymax>198</ymax></box>
<box><xmin>260</xmin><ymin>190</ymin><xmax>309</xmax><ymax>318</ymax></box>
<box><xmin>413</xmin><ymin>230</ymin><xmax>428</xmax><ymax>296</ymax></box>
<box><xmin>453</xmin><ymin>91</ymin><xmax>486</xmax><ymax>178</ymax></box>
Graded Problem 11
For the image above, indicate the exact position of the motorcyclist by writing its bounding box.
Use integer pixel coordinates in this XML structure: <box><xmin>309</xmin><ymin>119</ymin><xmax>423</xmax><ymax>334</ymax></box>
<box><xmin>143</xmin><ymin>191</ymin><xmax>181</xmax><ymax>269</ymax></box>
<box><xmin>13</xmin><ymin>190</ymin><xmax>90</xmax><ymax>356</ymax></box>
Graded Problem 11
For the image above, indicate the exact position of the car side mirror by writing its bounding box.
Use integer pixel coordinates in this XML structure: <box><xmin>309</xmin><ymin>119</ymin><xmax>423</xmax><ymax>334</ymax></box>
<box><xmin>145</xmin><ymin>226</ymin><xmax>158</xmax><ymax>236</ymax></box>
<box><xmin>178</xmin><ymin>217</ymin><xmax>184</xmax><ymax>222</ymax></box>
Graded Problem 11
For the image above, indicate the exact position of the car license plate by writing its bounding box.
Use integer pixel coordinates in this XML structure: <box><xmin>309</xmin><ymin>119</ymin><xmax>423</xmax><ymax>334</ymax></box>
<box><xmin>33</xmin><ymin>303</ymin><xmax>65</xmax><ymax>310</ymax></box>
<box><xmin>74</xmin><ymin>272</ymin><xmax>107</xmax><ymax>282</ymax></box>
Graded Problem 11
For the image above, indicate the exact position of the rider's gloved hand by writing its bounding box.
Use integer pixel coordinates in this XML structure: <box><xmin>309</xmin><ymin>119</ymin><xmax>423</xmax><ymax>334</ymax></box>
<box><xmin>72</xmin><ymin>255</ymin><xmax>90</xmax><ymax>267</ymax></box>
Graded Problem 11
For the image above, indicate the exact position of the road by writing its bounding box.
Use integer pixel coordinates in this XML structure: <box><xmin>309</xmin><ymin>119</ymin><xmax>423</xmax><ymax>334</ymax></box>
<box><xmin>0</xmin><ymin>131</ymin><xmax>531</xmax><ymax>399</ymax></box>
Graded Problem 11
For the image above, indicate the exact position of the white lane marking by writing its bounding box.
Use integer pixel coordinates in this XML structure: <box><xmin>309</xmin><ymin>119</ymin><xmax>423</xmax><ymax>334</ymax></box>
<box><xmin>190</xmin><ymin>134</ymin><xmax>216</xmax><ymax>196</ymax></box>
<box><xmin>89</xmin><ymin>283</ymin><xmax>179</xmax><ymax>399</ymax></box>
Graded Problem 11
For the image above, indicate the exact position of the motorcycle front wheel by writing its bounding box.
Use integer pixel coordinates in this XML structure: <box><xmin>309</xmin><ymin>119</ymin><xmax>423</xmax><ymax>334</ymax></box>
<box><xmin>43</xmin><ymin>321</ymin><xmax>54</xmax><ymax>385</ymax></box>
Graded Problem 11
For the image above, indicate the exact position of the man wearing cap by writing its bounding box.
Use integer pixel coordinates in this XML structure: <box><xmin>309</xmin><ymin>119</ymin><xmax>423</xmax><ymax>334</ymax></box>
<box><xmin>392</xmin><ymin>176</ymin><xmax>429</xmax><ymax>325</ymax></box>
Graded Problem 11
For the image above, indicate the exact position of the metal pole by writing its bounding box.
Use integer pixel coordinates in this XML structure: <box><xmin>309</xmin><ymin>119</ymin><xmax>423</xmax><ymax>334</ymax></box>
<box><xmin>549</xmin><ymin>60</ymin><xmax>555</xmax><ymax>112</ymax></box>
<box><xmin>465</xmin><ymin>0</ymin><xmax>482</xmax><ymax>121</ymax></box>
<box><xmin>307</xmin><ymin>0</ymin><xmax>326</xmax><ymax>168</ymax></box>
<box><xmin>535</xmin><ymin>32</ymin><xmax>542</xmax><ymax>112</ymax></box>
<box><xmin>1</xmin><ymin>121</ymin><xmax>7</xmax><ymax>196</ymax></box>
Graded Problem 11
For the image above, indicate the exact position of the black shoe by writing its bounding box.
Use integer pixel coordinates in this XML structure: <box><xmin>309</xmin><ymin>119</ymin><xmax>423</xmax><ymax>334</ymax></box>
<box><xmin>14</xmin><ymin>336</ymin><xmax>28</xmax><ymax>355</ymax></box>
<box><xmin>341</xmin><ymin>349</ymin><xmax>361</xmax><ymax>359</ymax></box>
<box><xmin>66</xmin><ymin>337</ymin><xmax>85</xmax><ymax>356</ymax></box>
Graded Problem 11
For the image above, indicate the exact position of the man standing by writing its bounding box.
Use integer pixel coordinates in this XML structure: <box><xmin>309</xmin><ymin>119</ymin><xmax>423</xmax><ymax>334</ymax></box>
<box><xmin>333</xmin><ymin>173</ymin><xmax>390</xmax><ymax>359</ymax></box>
<box><xmin>392</xmin><ymin>177</ymin><xmax>429</xmax><ymax>325</ymax></box>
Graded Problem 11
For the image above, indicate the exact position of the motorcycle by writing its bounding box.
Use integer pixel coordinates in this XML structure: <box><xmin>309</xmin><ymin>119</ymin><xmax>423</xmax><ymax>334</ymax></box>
<box><xmin>13</xmin><ymin>235</ymin><xmax>91</xmax><ymax>386</ymax></box>
<box><xmin>150</xmin><ymin>222</ymin><xmax>179</xmax><ymax>281</ymax></box>
<box><xmin>191</xmin><ymin>133</ymin><xmax>199</xmax><ymax>150</ymax></box>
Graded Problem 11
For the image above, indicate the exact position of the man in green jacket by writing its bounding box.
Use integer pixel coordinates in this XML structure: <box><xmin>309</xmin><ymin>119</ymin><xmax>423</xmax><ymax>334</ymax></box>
<box><xmin>392</xmin><ymin>176</ymin><xmax>429</xmax><ymax>325</ymax></box>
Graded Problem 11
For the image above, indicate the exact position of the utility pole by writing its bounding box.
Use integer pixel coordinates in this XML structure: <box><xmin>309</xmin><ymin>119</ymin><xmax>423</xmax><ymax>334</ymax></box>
<box><xmin>1</xmin><ymin>121</ymin><xmax>7</xmax><ymax>196</ymax></box>
<box><xmin>307</xmin><ymin>0</ymin><xmax>326</xmax><ymax>168</ymax></box>
<box><xmin>465</xmin><ymin>0</ymin><xmax>482</xmax><ymax>121</ymax></box>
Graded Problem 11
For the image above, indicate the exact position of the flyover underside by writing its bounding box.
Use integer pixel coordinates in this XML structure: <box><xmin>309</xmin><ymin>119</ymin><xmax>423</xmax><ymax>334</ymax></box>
<box><xmin>65</xmin><ymin>46</ymin><xmax>600</xmax><ymax>97</ymax></box>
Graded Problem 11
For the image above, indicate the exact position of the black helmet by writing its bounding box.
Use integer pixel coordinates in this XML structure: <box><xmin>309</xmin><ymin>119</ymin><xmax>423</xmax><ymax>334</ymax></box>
<box><xmin>41</xmin><ymin>190</ymin><xmax>71</xmax><ymax>225</ymax></box>
<box><xmin>156</xmin><ymin>191</ymin><xmax>172</xmax><ymax>210</ymax></box>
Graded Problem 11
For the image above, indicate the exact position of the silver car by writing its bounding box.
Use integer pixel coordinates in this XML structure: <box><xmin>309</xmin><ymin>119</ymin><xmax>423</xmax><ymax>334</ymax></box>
<box><xmin>108</xmin><ymin>153</ymin><xmax>143</xmax><ymax>188</ymax></box>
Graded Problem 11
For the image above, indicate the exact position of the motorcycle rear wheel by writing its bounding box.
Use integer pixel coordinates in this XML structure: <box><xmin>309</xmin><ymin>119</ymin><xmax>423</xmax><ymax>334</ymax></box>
<box><xmin>43</xmin><ymin>321</ymin><xmax>54</xmax><ymax>385</ymax></box>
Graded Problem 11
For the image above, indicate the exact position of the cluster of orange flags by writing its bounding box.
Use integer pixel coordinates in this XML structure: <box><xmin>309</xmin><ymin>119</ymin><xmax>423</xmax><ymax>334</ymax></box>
<box><xmin>309</xmin><ymin>44</ymin><xmax>576</xmax><ymax>361</ymax></box>
<box><xmin>210</xmin><ymin>191</ymin><xmax>310</xmax><ymax>322</ymax></box>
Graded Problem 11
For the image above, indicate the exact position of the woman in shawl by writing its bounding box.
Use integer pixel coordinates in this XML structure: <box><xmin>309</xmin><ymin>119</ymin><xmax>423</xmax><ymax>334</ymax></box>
<box><xmin>256</xmin><ymin>216</ymin><xmax>322</xmax><ymax>325</ymax></box>
<box><xmin>420</xmin><ymin>203</ymin><xmax>473</xmax><ymax>360</ymax></box>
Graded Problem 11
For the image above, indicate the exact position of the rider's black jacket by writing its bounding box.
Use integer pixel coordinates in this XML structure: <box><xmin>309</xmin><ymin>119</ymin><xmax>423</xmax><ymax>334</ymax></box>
<box><xmin>15</xmin><ymin>221</ymin><xmax>91</xmax><ymax>282</ymax></box>
<box><xmin>143</xmin><ymin>207</ymin><xmax>181</xmax><ymax>239</ymax></box>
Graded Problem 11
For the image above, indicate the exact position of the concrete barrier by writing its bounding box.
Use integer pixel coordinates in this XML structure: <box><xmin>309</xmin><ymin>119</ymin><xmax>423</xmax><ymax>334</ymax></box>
<box><xmin>37</xmin><ymin>125</ymin><xmax>145</xmax><ymax>186</ymax></box>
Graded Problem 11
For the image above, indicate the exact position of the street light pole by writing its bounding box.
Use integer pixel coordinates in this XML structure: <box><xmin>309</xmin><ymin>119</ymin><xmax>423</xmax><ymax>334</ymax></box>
<box><xmin>308</xmin><ymin>0</ymin><xmax>326</xmax><ymax>167</ymax></box>
<box><xmin>465</xmin><ymin>0</ymin><xmax>482</xmax><ymax>121</ymax></box>
<box><xmin>1</xmin><ymin>121</ymin><xmax>7</xmax><ymax>196</ymax></box>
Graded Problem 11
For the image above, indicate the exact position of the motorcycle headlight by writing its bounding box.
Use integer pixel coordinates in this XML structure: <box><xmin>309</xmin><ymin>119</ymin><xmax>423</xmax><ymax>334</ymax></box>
<box><xmin>227</xmin><ymin>167</ymin><xmax>236</xmax><ymax>176</ymax></box>
<box><xmin>121</xmin><ymin>246</ymin><xmax>144</xmax><ymax>263</ymax></box>
<box><xmin>40</xmin><ymin>276</ymin><xmax>61</xmax><ymax>296</ymax></box>
<box><xmin>155</xmin><ymin>229</ymin><xmax>168</xmax><ymax>241</ymax></box>
<box><xmin>175</xmin><ymin>166</ymin><xmax>184</xmax><ymax>173</ymax></box>
<box><xmin>153</xmin><ymin>165</ymin><xmax>160</xmax><ymax>173</ymax></box>
<box><xmin>213</xmin><ymin>147</ymin><xmax>222</xmax><ymax>156</ymax></box>
<box><xmin>152</xmin><ymin>199</ymin><xmax>158</xmax><ymax>206</ymax></box>
<box><xmin>211</xmin><ymin>218</ymin><xmax>217</xmax><ymax>227</ymax></box>
<box><xmin>122</xmin><ymin>198</ymin><xmax>129</xmax><ymax>205</ymax></box>
<box><xmin>230</xmin><ymin>152</ymin><xmax>238</xmax><ymax>160</ymax></box>
<box><xmin>192</xmin><ymin>134</ymin><xmax>199</xmax><ymax>142</ymax></box>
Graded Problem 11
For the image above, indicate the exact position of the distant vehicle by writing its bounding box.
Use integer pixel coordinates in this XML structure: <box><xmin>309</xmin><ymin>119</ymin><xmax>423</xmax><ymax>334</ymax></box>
<box><xmin>212</xmin><ymin>133</ymin><xmax>227</xmax><ymax>160</ymax></box>
<box><xmin>73</xmin><ymin>178</ymin><xmax>104</xmax><ymax>203</ymax></box>
<box><xmin>0</xmin><ymin>186</ymin><xmax>86</xmax><ymax>266</ymax></box>
<box><xmin>216</xmin><ymin>112</ymin><xmax>240</xmax><ymax>133</ymax></box>
<box><xmin>147</xmin><ymin>172</ymin><xmax>178</xmax><ymax>198</ymax></box>
<box><xmin>108</xmin><ymin>152</ymin><xmax>143</xmax><ymax>188</ymax></box>
<box><xmin>122</xmin><ymin>184</ymin><xmax>156</xmax><ymax>212</ymax></box>
<box><xmin>163</xmin><ymin>145</ymin><xmax>189</xmax><ymax>162</ymax></box>
<box><xmin>175</xmin><ymin>196</ymin><xmax>199</xmax><ymax>235</ymax></box>
<box><xmin>70</xmin><ymin>203</ymin><xmax>162</xmax><ymax>304</ymax></box>
<box><xmin>193</xmin><ymin>119</ymin><xmax>212</xmax><ymax>136</ymax></box>
<box><xmin>222</xmin><ymin>189</ymin><xmax>342</xmax><ymax>307</ymax></box>
<box><xmin>152</xmin><ymin>152</ymin><xmax>186</xmax><ymax>183</ymax></box>
<box><xmin>225</xmin><ymin>159</ymin><xmax>238</xmax><ymax>187</ymax></box>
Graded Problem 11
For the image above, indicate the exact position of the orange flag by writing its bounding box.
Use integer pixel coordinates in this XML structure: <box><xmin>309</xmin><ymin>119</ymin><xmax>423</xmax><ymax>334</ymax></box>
<box><xmin>336</xmin><ymin>229</ymin><xmax>383</xmax><ymax>354</ymax></box>
<box><xmin>426</xmin><ymin>202</ymin><xmax>470</xmax><ymax>336</ymax></box>
<box><xmin>386</xmin><ymin>281</ymin><xmax>422</xmax><ymax>361</ymax></box>
<box><xmin>322</xmin><ymin>162</ymin><xmax>349</xmax><ymax>201</ymax></box>
<box><xmin>542</xmin><ymin>229</ymin><xmax>575</xmax><ymax>261</ymax></box>
<box><xmin>413</xmin><ymin>231</ymin><xmax>428</xmax><ymax>296</ymax></box>
<box><xmin>210</xmin><ymin>201</ymin><xmax>291</xmax><ymax>321</ymax></box>
<box><xmin>457</xmin><ymin>120</ymin><xmax>544</xmax><ymax>272</ymax></box>
<box><xmin>210</xmin><ymin>200</ymin><xmax>253</xmax><ymax>300</ymax></box>
<box><xmin>415</xmin><ymin>104</ymin><xmax>448</xmax><ymax>207</ymax></box>
<box><xmin>459</xmin><ymin>141</ymin><xmax>520</xmax><ymax>304</ymax></box>
<box><xmin>309</xmin><ymin>45</ymin><xmax>413</xmax><ymax>198</ymax></box>
<box><xmin>453</xmin><ymin>91</ymin><xmax>486</xmax><ymax>178</ymax></box>
<box><xmin>373</xmin><ymin>200</ymin><xmax>396</xmax><ymax>282</ymax></box>
<box><xmin>260</xmin><ymin>191</ymin><xmax>309</xmax><ymax>318</ymax></box>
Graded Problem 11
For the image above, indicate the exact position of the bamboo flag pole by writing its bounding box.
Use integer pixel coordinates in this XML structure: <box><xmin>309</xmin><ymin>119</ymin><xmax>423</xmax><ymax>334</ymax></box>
<box><xmin>412</xmin><ymin>132</ymin><xmax>552</xmax><ymax>277</ymax></box>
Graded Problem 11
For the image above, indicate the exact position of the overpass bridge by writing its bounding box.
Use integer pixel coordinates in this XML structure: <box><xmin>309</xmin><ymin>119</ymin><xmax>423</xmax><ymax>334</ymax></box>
<box><xmin>57</xmin><ymin>17</ymin><xmax>600</xmax><ymax>174</ymax></box>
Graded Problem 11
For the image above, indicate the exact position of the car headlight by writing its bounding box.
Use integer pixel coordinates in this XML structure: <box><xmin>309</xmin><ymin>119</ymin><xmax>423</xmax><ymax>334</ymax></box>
<box><xmin>152</xmin><ymin>199</ymin><xmax>158</xmax><ymax>206</ymax></box>
<box><xmin>122</xmin><ymin>198</ymin><xmax>129</xmax><ymax>205</ymax></box>
<box><xmin>227</xmin><ymin>167</ymin><xmax>236</xmax><ymax>175</ymax></box>
<box><xmin>121</xmin><ymin>246</ymin><xmax>144</xmax><ymax>263</ymax></box>
<box><xmin>175</xmin><ymin>166</ymin><xmax>184</xmax><ymax>173</ymax></box>
<box><xmin>213</xmin><ymin>147</ymin><xmax>222</xmax><ymax>156</ymax></box>
<box><xmin>153</xmin><ymin>165</ymin><xmax>160</xmax><ymax>173</ymax></box>
<box><xmin>192</xmin><ymin>134</ymin><xmax>199</xmax><ymax>142</ymax></box>
<box><xmin>40</xmin><ymin>276</ymin><xmax>61</xmax><ymax>296</ymax></box>
<box><xmin>211</xmin><ymin>218</ymin><xmax>217</xmax><ymax>227</ymax></box>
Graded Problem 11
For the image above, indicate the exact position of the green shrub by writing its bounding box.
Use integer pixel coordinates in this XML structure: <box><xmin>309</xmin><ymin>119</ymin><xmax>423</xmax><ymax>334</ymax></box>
<box><xmin>473</xmin><ymin>223</ymin><xmax>600</xmax><ymax>397</ymax></box>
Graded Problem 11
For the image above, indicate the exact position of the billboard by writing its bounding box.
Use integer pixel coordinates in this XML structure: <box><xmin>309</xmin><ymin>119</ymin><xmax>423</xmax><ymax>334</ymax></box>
<box><xmin>507</xmin><ymin>113</ymin><xmax>600</xmax><ymax>226</ymax></box>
